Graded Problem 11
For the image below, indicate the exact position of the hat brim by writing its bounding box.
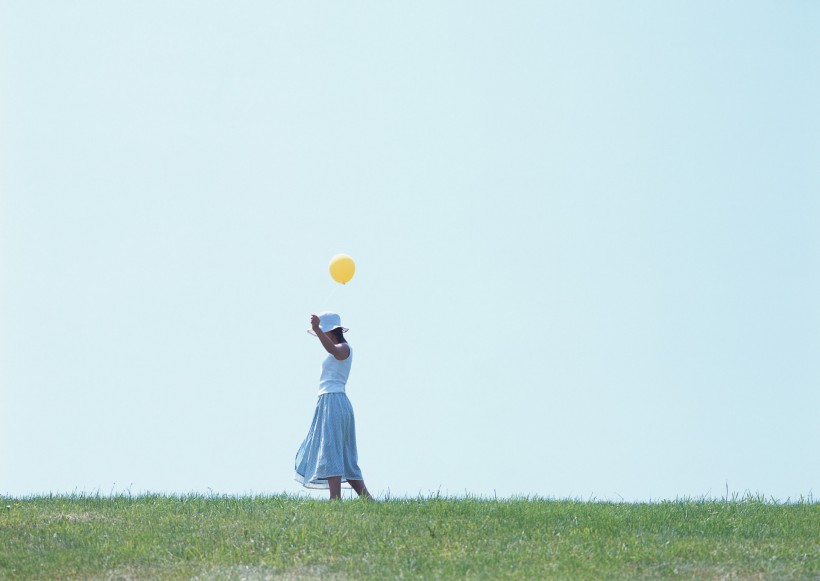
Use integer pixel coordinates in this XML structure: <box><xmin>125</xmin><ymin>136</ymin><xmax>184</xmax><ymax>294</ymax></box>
<box><xmin>307</xmin><ymin>326</ymin><xmax>349</xmax><ymax>336</ymax></box>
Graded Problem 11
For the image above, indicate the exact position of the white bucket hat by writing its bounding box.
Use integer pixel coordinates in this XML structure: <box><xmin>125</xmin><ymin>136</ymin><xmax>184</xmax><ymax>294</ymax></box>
<box><xmin>307</xmin><ymin>312</ymin><xmax>349</xmax><ymax>336</ymax></box>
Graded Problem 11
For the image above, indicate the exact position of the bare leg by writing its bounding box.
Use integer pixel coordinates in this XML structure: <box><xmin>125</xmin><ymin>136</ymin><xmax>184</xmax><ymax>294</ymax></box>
<box><xmin>348</xmin><ymin>479</ymin><xmax>373</xmax><ymax>500</ymax></box>
<box><xmin>328</xmin><ymin>476</ymin><xmax>342</xmax><ymax>500</ymax></box>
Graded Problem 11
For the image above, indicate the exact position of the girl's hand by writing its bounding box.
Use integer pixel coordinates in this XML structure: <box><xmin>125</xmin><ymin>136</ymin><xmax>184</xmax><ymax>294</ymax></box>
<box><xmin>310</xmin><ymin>314</ymin><xmax>321</xmax><ymax>333</ymax></box>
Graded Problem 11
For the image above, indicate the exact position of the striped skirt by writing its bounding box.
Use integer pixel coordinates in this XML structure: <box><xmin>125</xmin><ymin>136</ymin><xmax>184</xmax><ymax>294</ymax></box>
<box><xmin>294</xmin><ymin>392</ymin><xmax>363</xmax><ymax>489</ymax></box>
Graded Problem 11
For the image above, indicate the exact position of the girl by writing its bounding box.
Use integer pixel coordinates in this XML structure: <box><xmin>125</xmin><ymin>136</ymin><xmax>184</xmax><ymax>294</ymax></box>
<box><xmin>294</xmin><ymin>312</ymin><xmax>373</xmax><ymax>500</ymax></box>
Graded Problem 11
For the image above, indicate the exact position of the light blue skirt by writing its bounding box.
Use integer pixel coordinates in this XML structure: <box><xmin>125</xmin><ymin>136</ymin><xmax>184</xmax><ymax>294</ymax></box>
<box><xmin>294</xmin><ymin>392</ymin><xmax>363</xmax><ymax>489</ymax></box>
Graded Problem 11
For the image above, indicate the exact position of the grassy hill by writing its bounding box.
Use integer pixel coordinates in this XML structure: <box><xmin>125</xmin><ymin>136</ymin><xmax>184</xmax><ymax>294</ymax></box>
<box><xmin>1</xmin><ymin>494</ymin><xmax>817</xmax><ymax>579</ymax></box>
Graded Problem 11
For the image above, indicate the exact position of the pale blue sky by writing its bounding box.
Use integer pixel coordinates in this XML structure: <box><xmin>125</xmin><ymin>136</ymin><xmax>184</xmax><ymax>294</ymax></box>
<box><xmin>2</xmin><ymin>2</ymin><xmax>818</xmax><ymax>501</ymax></box>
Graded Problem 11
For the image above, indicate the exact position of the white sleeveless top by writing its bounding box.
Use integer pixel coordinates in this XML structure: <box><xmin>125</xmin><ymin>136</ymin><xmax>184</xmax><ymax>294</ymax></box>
<box><xmin>317</xmin><ymin>344</ymin><xmax>352</xmax><ymax>395</ymax></box>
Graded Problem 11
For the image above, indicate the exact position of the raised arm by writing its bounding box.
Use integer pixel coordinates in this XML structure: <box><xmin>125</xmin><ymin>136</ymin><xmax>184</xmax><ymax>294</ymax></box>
<box><xmin>310</xmin><ymin>314</ymin><xmax>350</xmax><ymax>360</ymax></box>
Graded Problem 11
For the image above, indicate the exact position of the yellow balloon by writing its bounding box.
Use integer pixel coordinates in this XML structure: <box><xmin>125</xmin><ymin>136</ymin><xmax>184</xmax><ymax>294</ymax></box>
<box><xmin>329</xmin><ymin>254</ymin><xmax>355</xmax><ymax>284</ymax></box>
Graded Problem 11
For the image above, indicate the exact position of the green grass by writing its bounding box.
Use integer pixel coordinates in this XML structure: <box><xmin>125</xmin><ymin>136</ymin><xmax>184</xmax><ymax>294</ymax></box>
<box><xmin>1</xmin><ymin>494</ymin><xmax>817</xmax><ymax>580</ymax></box>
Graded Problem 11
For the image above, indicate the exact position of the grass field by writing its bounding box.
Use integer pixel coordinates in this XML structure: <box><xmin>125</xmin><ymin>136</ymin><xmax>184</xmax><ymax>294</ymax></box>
<box><xmin>1</xmin><ymin>493</ymin><xmax>817</xmax><ymax>580</ymax></box>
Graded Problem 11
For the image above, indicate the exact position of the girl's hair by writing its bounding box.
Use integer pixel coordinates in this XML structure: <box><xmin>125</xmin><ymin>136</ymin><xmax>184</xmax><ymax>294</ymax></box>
<box><xmin>328</xmin><ymin>328</ymin><xmax>347</xmax><ymax>344</ymax></box>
